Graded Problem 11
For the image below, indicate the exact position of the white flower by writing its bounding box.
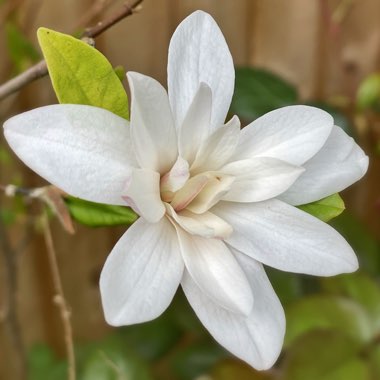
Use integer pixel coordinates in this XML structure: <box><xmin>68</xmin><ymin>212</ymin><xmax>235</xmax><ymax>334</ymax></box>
<box><xmin>3</xmin><ymin>11</ymin><xmax>368</xmax><ymax>370</ymax></box>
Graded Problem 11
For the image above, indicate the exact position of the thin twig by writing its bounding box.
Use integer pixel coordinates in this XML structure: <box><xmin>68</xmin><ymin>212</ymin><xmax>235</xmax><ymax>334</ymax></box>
<box><xmin>0</xmin><ymin>0</ymin><xmax>144</xmax><ymax>101</ymax></box>
<box><xmin>41</xmin><ymin>210</ymin><xmax>76</xmax><ymax>380</ymax></box>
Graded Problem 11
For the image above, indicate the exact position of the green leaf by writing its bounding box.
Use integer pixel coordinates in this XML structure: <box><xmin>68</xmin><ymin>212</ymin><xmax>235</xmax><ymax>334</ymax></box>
<box><xmin>282</xmin><ymin>331</ymin><xmax>371</xmax><ymax>380</ymax></box>
<box><xmin>37</xmin><ymin>28</ymin><xmax>129</xmax><ymax>119</ymax></box>
<box><xmin>369</xmin><ymin>344</ymin><xmax>380</xmax><ymax>378</ymax></box>
<box><xmin>298</xmin><ymin>193</ymin><xmax>345</xmax><ymax>222</ymax></box>
<box><xmin>230</xmin><ymin>67</ymin><xmax>298</xmax><ymax>120</ymax></box>
<box><xmin>65</xmin><ymin>197</ymin><xmax>138</xmax><ymax>227</ymax></box>
<box><xmin>321</xmin><ymin>273</ymin><xmax>380</xmax><ymax>334</ymax></box>
<box><xmin>285</xmin><ymin>295</ymin><xmax>373</xmax><ymax>348</ymax></box>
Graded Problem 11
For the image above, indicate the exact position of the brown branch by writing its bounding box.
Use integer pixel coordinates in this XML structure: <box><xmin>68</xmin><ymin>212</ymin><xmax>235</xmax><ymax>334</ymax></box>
<box><xmin>0</xmin><ymin>0</ymin><xmax>144</xmax><ymax>102</ymax></box>
<box><xmin>41</xmin><ymin>210</ymin><xmax>76</xmax><ymax>380</ymax></box>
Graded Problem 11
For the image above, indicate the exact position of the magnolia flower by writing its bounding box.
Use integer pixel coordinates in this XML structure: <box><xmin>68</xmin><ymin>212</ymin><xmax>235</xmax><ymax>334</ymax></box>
<box><xmin>3</xmin><ymin>11</ymin><xmax>368</xmax><ymax>370</ymax></box>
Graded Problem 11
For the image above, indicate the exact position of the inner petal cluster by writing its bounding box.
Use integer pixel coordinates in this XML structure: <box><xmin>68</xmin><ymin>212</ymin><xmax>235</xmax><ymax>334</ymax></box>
<box><xmin>160</xmin><ymin>157</ymin><xmax>234</xmax><ymax>239</ymax></box>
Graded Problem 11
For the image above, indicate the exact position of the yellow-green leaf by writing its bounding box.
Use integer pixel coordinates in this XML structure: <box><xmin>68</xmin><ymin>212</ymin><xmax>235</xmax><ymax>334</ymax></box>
<box><xmin>298</xmin><ymin>193</ymin><xmax>345</xmax><ymax>222</ymax></box>
<box><xmin>37</xmin><ymin>28</ymin><xmax>129</xmax><ymax>119</ymax></box>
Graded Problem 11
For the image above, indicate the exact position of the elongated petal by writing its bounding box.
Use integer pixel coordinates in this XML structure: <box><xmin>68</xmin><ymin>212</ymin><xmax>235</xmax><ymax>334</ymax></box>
<box><xmin>175</xmin><ymin>226</ymin><xmax>253</xmax><ymax>316</ymax></box>
<box><xmin>127</xmin><ymin>72</ymin><xmax>177</xmax><ymax>174</ymax></box>
<box><xmin>182</xmin><ymin>252</ymin><xmax>285</xmax><ymax>370</ymax></box>
<box><xmin>179</xmin><ymin>83</ymin><xmax>212</xmax><ymax>164</ymax></box>
<box><xmin>214</xmin><ymin>199</ymin><xmax>358</xmax><ymax>276</ymax></box>
<box><xmin>191</xmin><ymin>116</ymin><xmax>241</xmax><ymax>174</ymax></box>
<box><xmin>187</xmin><ymin>174</ymin><xmax>235</xmax><ymax>214</ymax></box>
<box><xmin>232</xmin><ymin>106</ymin><xmax>333</xmax><ymax>165</ymax></box>
<box><xmin>221</xmin><ymin>157</ymin><xmax>304</xmax><ymax>202</ymax></box>
<box><xmin>100</xmin><ymin>217</ymin><xmax>184</xmax><ymax>325</ymax></box>
<box><xmin>279</xmin><ymin>126</ymin><xmax>369</xmax><ymax>205</ymax></box>
<box><xmin>123</xmin><ymin>168</ymin><xmax>165</xmax><ymax>223</ymax></box>
<box><xmin>168</xmin><ymin>11</ymin><xmax>234</xmax><ymax>130</ymax></box>
<box><xmin>4</xmin><ymin>104</ymin><xmax>134</xmax><ymax>205</ymax></box>
<box><xmin>166</xmin><ymin>203</ymin><xmax>232</xmax><ymax>239</ymax></box>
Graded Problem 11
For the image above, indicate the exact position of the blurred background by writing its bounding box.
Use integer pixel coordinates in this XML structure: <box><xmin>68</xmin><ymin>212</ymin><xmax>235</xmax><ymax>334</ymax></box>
<box><xmin>0</xmin><ymin>0</ymin><xmax>380</xmax><ymax>379</ymax></box>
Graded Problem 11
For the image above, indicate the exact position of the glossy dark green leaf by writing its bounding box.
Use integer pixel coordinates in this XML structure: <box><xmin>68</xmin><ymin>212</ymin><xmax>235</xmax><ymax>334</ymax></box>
<box><xmin>230</xmin><ymin>67</ymin><xmax>298</xmax><ymax>121</ymax></box>
<box><xmin>282</xmin><ymin>331</ymin><xmax>370</xmax><ymax>380</ymax></box>
<box><xmin>285</xmin><ymin>295</ymin><xmax>372</xmax><ymax>347</ymax></box>
<box><xmin>37</xmin><ymin>28</ymin><xmax>129</xmax><ymax>119</ymax></box>
<box><xmin>65</xmin><ymin>197</ymin><xmax>138</xmax><ymax>227</ymax></box>
<box><xmin>298</xmin><ymin>193</ymin><xmax>345</xmax><ymax>222</ymax></box>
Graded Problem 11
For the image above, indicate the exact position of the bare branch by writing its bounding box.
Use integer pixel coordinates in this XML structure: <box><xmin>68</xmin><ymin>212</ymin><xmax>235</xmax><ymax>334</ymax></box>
<box><xmin>41</xmin><ymin>210</ymin><xmax>76</xmax><ymax>380</ymax></box>
<box><xmin>0</xmin><ymin>0</ymin><xmax>144</xmax><ymax>102</ymax></box>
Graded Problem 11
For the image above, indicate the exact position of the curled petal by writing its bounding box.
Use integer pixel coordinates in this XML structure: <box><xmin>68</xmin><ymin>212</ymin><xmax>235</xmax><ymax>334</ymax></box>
<box><xmin>123</xmin><ymin>168</ymin><xmax>165</xmax><ymax>223</ymax></box>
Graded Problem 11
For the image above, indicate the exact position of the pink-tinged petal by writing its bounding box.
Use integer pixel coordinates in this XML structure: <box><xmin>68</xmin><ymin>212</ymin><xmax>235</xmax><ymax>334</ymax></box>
<box><xmin>179</xmin><ymin>83</ymin><xmax>212</xmax><ymax>164</ymax></box>
<box><xmin>168</xmin><ymin>11</ymin><xmax>234</xmax><ymax>130</ymax></box>
<box><xmin>221</xmin><ymin>157</ymin><xmax>304</xmax><ymax>202</ymax></box>
<box><xmin>160</xmin><ymin>156</ymin><xmax>190</xmax><ymax>202</ymax></box>
<box><xmin>127</xmin><ymin>72</ymin><xmax>177</xmax><ymax>174</ymax></box>
<box><xmin>233</xmin><ymin>106</ymin><xmax>334</xmax><ymax>165</ymax></box>
<box><xmin>214</xmin><ymin>199</ymin><xmax>358</xmax><ymax>276</ymax></box>
<box><xmin>170</xmin><ymin>174</ymin><xmax>209</xmax><ymax>211</ymax></box>
<box><xmin>191</xmin><ymin>116</ymin><xmax>241</xmax><ymax>174</ymax></box>
<box><xmin>100</xmin><ymin>217</ymin><xmax>184</xmax><ymax>325</ymax></box>
<box><xmin>166</xmin><ymin>203</ymin><xmax>232</xmax><ymax>239</ymax></box>
<box><xmin>175</xmin><ymin>226</ymin><xmax>253</xmax><ymax>316</ymax></box>
<box><xmin>182</xmin><ymin>252</ymin><xmax>285</xmax><ymax>370</ymax></box>
<box><xmin>123</xmin><ymin>168</ymin><xmax>165</xmax><ymax>223</ymax></box>
<box><xmin>3</xmin><ymin>104</ymin><xmax>135</xmax><ymax>205</ymax></box>
<box><xmin>279</xmin><ymin>126</ymin><xmax>369</xmax><ymax>205</ymax></box>
<box><xmin>187</xmin><ymin>174</ymin><xmax>235</xmax><ymax>214</ymax></box>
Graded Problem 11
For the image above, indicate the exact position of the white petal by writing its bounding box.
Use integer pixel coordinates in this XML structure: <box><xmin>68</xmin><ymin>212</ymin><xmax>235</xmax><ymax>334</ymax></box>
<box><xmin>123</xmin><ymin>168</ymin><xmax>165</xmax><ymax>223</ymax></box>
<box><xmin>175</xmin><ymin>227</ymin><xmax>253</xmax><ymax>316</ymax></box>
<box><xmin>3</xmin><ymin>104</ymin><xmax>134</xmax><ymax>205</ymax></box>
<box><xmin>166</xmin><ymin>203</ymin><xmax>232</xmax><ymax>239</ymax></box>
<box><xmin>191</xmin><ymin>116</ymin><xmax>241</xmax><ymax>174</ymax></box>
<box><xmin>233</xmin><ymin>106</ymin><xmax>334</xmax><ymax>165</ymax></box>
<box><xmin>100</xmin><ymin>217</ymin><xmax>184</xmax><ymax>325</ymax></box>
<box><xmin>221</xmin><ymin>157</ymin><xmax>305</xmax><ymax>202</ymax></box>
<box><xmin>127</xmin><ymin>72</ymin><xmax>177</xmax><ymax>174</ymax></box>
<box><xmin>179</xmin><ymin>83</ymin><xmax>212</xmax><ymax>164</ymax></box>
<box><xmin>214</xmin><ymin>199</ymin><xmax>358</xmax><ymax>276</ymax></box>
<box><xmin>279</xmin><ymin>126</ymin><xmax>369</xmax><ymax>205</ymax></box>
<box><xmin>160</xmin><ymin>156</ymin><xmax>190</xmax><ymax>201</ymax></box>
<box><xmin>182</xmin><ymin>252</ymin><xmax>285</xmax><ymax>370</ymax></box>
<box><xmin>168</xmin><ymin>11</ymin><xmax>234</xmax><ymax>130</ymax></box>
<box><xmin>187</xmin><ymin>174</ymin><xmax>235</xmax><ymax>214</ymax></box>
